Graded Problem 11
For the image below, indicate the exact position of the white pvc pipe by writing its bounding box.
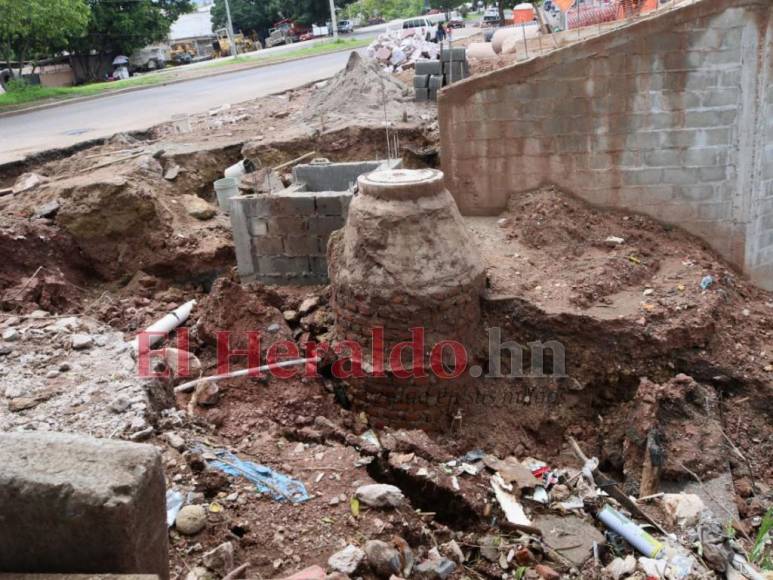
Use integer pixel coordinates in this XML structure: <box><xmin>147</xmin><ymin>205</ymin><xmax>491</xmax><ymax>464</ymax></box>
<box><xmin>130</xmin><ymin>299</ymin><xmax>196</xmax><ymax>352</ymax></box>
<box><xmin>174</xmin><ymin>357</ymin><xmax>319</xmax><ymax>393</ymax></box>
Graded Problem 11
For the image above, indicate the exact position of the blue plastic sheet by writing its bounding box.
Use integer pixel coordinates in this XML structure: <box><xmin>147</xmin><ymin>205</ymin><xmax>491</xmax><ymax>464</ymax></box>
<box><xmin>199</xmin><ymin>446</ymin><xmax>310</xmax><ymax>503</ymax></box>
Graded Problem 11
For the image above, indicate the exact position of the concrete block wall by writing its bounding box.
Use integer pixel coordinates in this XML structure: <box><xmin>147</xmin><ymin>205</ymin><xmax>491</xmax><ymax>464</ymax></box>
<box><xmin>230</xmin><ymin>191</ymin><xmax>351</xmax><ymax>284</ymax></box>
<box><xmin>439</xmin><ymin>0</ymin><xmax>773</xmax><ymax>289</ymax></box>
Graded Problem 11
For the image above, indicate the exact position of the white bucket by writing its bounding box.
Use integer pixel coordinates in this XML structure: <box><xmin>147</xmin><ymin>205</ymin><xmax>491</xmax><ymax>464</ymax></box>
<box><xmin>214</xmin><ymin>177</ymin><xmax>239</xmax><ymax>214</ymax></box>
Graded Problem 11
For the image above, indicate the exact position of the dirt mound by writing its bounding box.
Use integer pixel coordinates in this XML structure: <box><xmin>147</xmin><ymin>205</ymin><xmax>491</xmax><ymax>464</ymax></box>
<box><xmin>303</xmin><ymin>51</ymin><xmax>412</xmax><ymax>124</ymax></box>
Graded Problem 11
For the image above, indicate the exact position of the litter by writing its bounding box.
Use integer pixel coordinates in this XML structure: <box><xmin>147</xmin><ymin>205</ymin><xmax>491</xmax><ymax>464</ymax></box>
<box><xmin>597</xmin><ymin>504</ymin><xmax>664</xmax><ymax>559</ymax></box>
<box><xmin>491</xmin><ymin>473</ymin><xmax>532</xmax><ymax>526</ymax></box>
<box><xmin>166</xmin><ymin>489</ymin><xmax>184</xmax><ymax>527</ymax></box>
<box><xmin>700</xmin><ymin>275</ymin><xmax>715</xmax><ymax>289</ymax></box>
<box><xmin>130</xmin><ymin>299</ymin><xmax>196</xmax><ymax>352</ymax></box>
<box><xmin>198</xmin><ymin>446</ymin><xmax>310</xmax><ymax>503</ymax></box>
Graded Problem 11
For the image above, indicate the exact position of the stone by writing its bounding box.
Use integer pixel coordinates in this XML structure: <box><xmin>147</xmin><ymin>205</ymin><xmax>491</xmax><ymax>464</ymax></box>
<box><xmin>440</xmin><ymin>540</ymin><xmax>464</xmax><ymax>564</ymax></box>
<box><xmin>328</xmin><ymin>544</ymin><xmax>365</xmax><ymax>575</ymax></box>
<box><xmin>163</xmin><ymin>432</ymin><xmax>185</xmax><ymax>451</ymax></box>
<box><xmin>202</xmin><ymin>541</ymin><xmax>234</xmax><ymax>573</ymax></box>
<box><xmin>8</xmin><ymin>397</ymin><xmax>40</xmax><ymax>412</ymax></box>
<box><xmin>110</xmin><ymin>395</ymin><xmax>131</xmax><ymax>413</ymax></box>
<box><xmin>175</xmin><ymin>505</ymin><xmax>207</xmax><ymax>535</ymax></box>
<box><xmin>13</xmin><ymin>172</ymin><xmax>49</xmax><ymax>194</ymax></box>
<box><xmin>283</xmin><ymin>310</ymin><xmax>299</xmax><ymax>322</ymax></box>
<box><xmin>534</xmin><ymin>514</ymin><xmax>605</xmax><ymax>567</ymax></box>
<box><xmin>71</xmin><ymin>333</ymin><xmax>94</xmax><ymax>350</ymax></box>
<box><xmin>2</xmin><ymin>328</ymin><xmax>19</xmax><ymax>342</ymax></box>
<box><xmin>0</xmin><ymin>344</ymin><xmax>12</xmax><ymax>355</ymax></box>
<box><xmin>414</xmin><ymin>558</ymin><xmax>455</xmax><ymax>579</ymax></box>
<box><xmin>534</xmin><ymin>564</ymin><xmax>560</xmax><ymax>580</ymax></box>
<box><xmin>605</xmin><ymin>555</ymin><xmax>637</xmax><ymax>579</ymax></box>
<box><xmin>182</xmin><ymin>195</ymin><xmax>216</xmax><ymax>220</ymax></box>
<box><xmin>0</xmin><ymin>432</ymin><xmax>167</xmax><ymax>579</ymax></box>
<box><xmin>662</xmin><ymin>493</ymin><xmax>707</xmax><ymax>528</ymax></box>
<box><xmin>355</xmin><ymin>484</ymin><xmax>405</xmax><ymax>508</ymax></box>
<box><xmin>283</xmin><ymin>565</ymin><xmax>326</xmax><ymax>579</ymax></box>
<box><xmin>365</xmin><ymin>540</ymin><xmax>402</xmax><ymax>578</ymax></box>
<box><xmin>34</xmin><ymin>200</ymin><xmax>61</xmax><ymax>219</ymax></box>
<box><xmin>164</xmin><ymin>165</ymin><xmax>180</xmax><ymax>180</ymax></box>
<box><xmin>298</xmin><ymin>296</ymin><xmax>320</xmax><ymax>315</ymax></box>
<box><xmin>184</xmin><ymin>567</ymin><xmax>215</xmax><ymax>580</ymax></box>
<box><xmin>479</xmin><ymin>535</ymin><xmax>500</xmax><ymax>562</ymax></box>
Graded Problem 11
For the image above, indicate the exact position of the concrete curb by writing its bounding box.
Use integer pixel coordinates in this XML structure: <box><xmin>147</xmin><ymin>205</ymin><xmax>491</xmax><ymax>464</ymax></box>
<box><xmin>0</xmin><ymin>42</ymin><xmax>368</xmax><ymax>119</ymax></box>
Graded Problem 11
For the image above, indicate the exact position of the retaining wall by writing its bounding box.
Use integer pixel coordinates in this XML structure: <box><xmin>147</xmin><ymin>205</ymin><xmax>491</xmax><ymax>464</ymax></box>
<box><xmin>439</xmin><ymin>0</ymin><xmax>773</xmax><ymax>289</ymax></box>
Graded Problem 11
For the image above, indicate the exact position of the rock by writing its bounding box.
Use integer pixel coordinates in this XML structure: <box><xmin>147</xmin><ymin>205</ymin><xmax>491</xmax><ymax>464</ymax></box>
<box><xmin>164</xmin><ymin>165</ymin><xmax>181</xmax><ymax>180</ymax></box>
<box><xmin>8</xmin><ymin>397</ymin><xmax>40</xmax><ymax>412</ymax></box>
<box><xmin>479</xmin><ymin>535</ymin><xmax>500</xmax><ymax>562</ymax></box>
<box><xmin>355</xmin><ymin>484</ymin><xmax>404</xmax><ymax>508</ymax></box>
<box><xmin>2</xmin><ymin>328</ymin><xmax>20</xmax><ymax>342</ymax></box>
<box><xmin>365</xmin><ymin>540</ymin><xmax>402</xmax><ymax>578</ymax></box>
<box><xmin>175</xmin><ymin>504</ymin><xmax>207</xmax><ymax>535</ymax></box>
<box><xmin>298</xmin><ymin>296</ymin><xmax>320</xmax><ymax>314</ymax></box>
<box><xmin>328</xmin><ymin>544</ymin><xmax>365</xmax><ymax>575</ymax></box>
<box><xmin>414</xmin><ymin>558</ymin><xmax>455</xmax><ymax>580</ymax></box>
<box><xmin>182</xmin><ymin>195</ymin><xmax>216</xmax><ymax>220</ymax></box>
<box><xmin>283</xmin><ymin>310</ymin><xmax>299</xmax><ymax>322</ymax></box>
<box><xmin>440</xmin><ymin>540</ymin><xmax>464</xmax><ymax>565</ymax></box>
<box><xmin>283</xmin><ymin>565</ymin><xmax>326</xmax><ymax>579</ymax></box>
<box><xmin>13</xmin><ymin>172</ymin><xmax>49</xmax><ymax>194</ymax></box>
<box><xmin>130</xmin><ymin>426</ymin><xmax>154</xmax><ymax>441</ymax></box>
<box><xmin>163</xmin><ymin>432</ymin><xmax>186</xmax><ymax>451</ymax></box>
<box><xmin>534</xmin><ymin>564</ymin><xmax>560</xmax><ymax>580</ymax></box>
<box><xmin>605</xmin><ymin>555</ymin><xmax>636</xmax><ymax>580</ymax></box>
<box><xmin>0</xmin><ymin>344</ymin><xmax>12</xmax><ymax>355</ymax></box>
<box><xmin>662</xmin><ymin>493</ymin><xmax>707</xmax><ymax>528</ymax></box>
<box><xmin>202</xmin><ymin>541</ymin><xmax>234</xmax><ymax>573</ymax></box>
<box><xmin>534</xmin><ymin>514</ymin><xmax>605</xmax><ymax>567</ymax></box>
<box><xmin>71</xmin><ymin>333</ymin><xmax>94</xmax><ymax>350</ymax></box>
<box><xmin>109</xmin><ymin>395</ymin><xmax>131</xmax><ymax>413</ymax></box>
<box><xmin>185</xmin><ymin>566</ymin><xmax>216</xmax><ymax>580</ymax></box>
<box><xmin>34</xmin><ymin>200</ymin><xmax>60</xmax><ymax>219</ymax></box>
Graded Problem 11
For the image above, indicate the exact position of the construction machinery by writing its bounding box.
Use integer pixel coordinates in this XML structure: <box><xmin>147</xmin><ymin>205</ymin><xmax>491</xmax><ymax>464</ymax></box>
<box><xmin>212</xmin><ymin>28</ymin><xmax>261</xmax><ymax>57</ymax></box>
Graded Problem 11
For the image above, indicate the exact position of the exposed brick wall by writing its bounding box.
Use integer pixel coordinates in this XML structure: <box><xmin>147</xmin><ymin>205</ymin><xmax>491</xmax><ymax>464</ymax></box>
<box><xmin>439</xmin><ymin>0</ymin><xmax>773</xmax><ymax>289</ymax></box>
<box><xmin>230</xmin><ymin>191</ymin><xmax>351</xmax><ymax>284</ymax></box>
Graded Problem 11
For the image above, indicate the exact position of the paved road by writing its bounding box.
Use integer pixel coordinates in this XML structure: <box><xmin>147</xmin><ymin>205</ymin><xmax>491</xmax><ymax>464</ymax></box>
<box><xmin>0</xmin><ymin>26</ymin><xmax>478</xmax><ymax>165</ymax></box>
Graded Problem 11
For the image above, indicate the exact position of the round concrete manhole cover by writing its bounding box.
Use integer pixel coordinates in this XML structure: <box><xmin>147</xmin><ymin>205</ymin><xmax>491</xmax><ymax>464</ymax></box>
<box><xmin>365</xmin><ymin>169</ymin><xmax>438</xmax><ymax>184</ymax></box>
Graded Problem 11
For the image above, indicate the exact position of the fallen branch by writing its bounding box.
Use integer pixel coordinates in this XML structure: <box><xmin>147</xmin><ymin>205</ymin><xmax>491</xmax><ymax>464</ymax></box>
<box><xmin>174</xmin><ymin>357</ymin><xmax>320</xmax><ymax>393</ymax></box>
<box><xmin>8</xmin><ymin>266</ymin><xmax>43</xmax><ymax>300</ymax></box>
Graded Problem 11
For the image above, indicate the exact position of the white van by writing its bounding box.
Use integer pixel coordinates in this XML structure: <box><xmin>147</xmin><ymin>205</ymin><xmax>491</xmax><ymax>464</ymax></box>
<box><xmin>387</xmin><ymin>17</ymin><xmax>434</xmax><ymax>40</ymax></box>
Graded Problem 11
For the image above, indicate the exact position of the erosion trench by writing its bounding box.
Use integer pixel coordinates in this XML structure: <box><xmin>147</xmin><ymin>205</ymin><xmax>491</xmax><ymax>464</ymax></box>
<box><xmin>0</xmin><ymin>43</ymin><xmax>771</xmax><ymax>580</ymax></box>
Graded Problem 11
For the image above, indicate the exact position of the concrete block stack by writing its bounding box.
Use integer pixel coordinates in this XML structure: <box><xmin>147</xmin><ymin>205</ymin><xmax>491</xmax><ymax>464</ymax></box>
<box><xmin>414</xmin><ymin>47</ymin><xmax>469</xmax><ymax>102</ymax></box>
<box><xmin>230</xmin><ymin>191</ymin><xmax>352</xmax><ymax>284</ymax></box>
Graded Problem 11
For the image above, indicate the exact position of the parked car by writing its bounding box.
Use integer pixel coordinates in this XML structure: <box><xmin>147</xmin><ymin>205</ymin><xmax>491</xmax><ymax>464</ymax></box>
<box><xmin>389</xmin><ymin>17</ymin><xmax>434</xmax><ymax>40</ymax></box>
<box><xmin>367</xmin><ymin>17</ymin><xmax>385</xmax><ymax>25</ymax></box>
<box><xmin>337</xmin><ymin>20</ymin><xmax>354</xmax><ymax>33</ymax></box>
<box><xmin>448</xmin><ymin>14</ymin><xmax>466</xmax><ymax>27</ymax></box>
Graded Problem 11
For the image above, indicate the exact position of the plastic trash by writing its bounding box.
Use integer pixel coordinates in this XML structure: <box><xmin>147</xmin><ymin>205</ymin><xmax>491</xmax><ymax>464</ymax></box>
<box><xmin>166</xmin><ymin>489</ymin><xmax>184</xmax><ymax>527</ymax></box>
<box><xmin>700</xmin><ymin>275</ymin><xmax>715</xmax><ymax>290</ymax></box>
<box><xmin>199</xmin><ymin>446</ymin><xmax>310</xmax><ymax>503</ymax></box>
<box><xmin>597</xmin><ymin>504</ymin><xmax>664</xmax><ymax>558</ymax></box>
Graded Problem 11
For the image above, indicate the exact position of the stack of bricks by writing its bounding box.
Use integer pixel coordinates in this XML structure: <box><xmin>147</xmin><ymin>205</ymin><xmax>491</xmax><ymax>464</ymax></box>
<box><xmin>230</xmin><ymin>191</ymin><xmax>351</xmax><ymax>284</ymax></box>
<box><xmin>414</xmin><ymin>47</ymin><xmax>469</xmax><ymax>102</ymax></box>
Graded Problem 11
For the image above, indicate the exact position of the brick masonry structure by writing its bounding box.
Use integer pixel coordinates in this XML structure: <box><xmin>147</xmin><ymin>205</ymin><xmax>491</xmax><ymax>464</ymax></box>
<box><xmin>328</xmin><ymin>169</ymin><xmax>485</xmax><ymax>430</ymax></box>
<box><xmin>439</xmin><ymin>0</ymin><xmax>773</xmax><ymax>289</ymax></box>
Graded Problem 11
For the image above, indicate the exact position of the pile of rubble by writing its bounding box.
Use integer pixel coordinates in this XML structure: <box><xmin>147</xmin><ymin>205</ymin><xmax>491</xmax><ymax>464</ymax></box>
<box><xmin>367</xmin><ymin>30</ymin><xmax>441</xmax><ymax>72</ymax></box>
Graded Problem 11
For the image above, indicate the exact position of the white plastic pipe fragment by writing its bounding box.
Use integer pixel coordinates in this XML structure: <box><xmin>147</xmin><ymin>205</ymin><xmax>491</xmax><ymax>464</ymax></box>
<box><xmin>130</xmin><ymin>299</ymin><xmax>197</xmax><ymax>352</ymax></box>
<box><xmin>174</xmin><ymin>357</ymin><xmax>319</xmax><ymax>393</ymax></box>
<box><xmin>597</xmin><ymin>504</ymin><xmax>664</xmax><ymax>559</ymax></box>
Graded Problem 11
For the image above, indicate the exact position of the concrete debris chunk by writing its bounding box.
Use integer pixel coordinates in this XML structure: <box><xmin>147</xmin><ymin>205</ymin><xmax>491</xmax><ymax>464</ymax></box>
<box><xmin>0</xmin><ymin>432</ymin><xmax>167</xmax><ymax>578</ymax></box>
<box><xmin>328</xmin><ymin>544</ymin><xmax>365</xmax><ymax>575</ymax></box>
<box><xmin>605</xmin><ymin>555</ymin><xmax>637</xmax><ymax>579</ymax></box>
<box><xmin>355</xmin><ymin>483</ymin><xmax>405</xmax><ymax>508</ymax></box>
<box><xmin>2</xmin><ymin>327</ymin><xmax>19</xmax><ymax>342</ymax></box>
<box><xmin>414</xmin><ymin>557</ymin><xmax>455</xmax><ymax>580</ymax></box>
<box><xmin>534</xmin><ymin>514</ymin><xmax>606</xmax><ymax>567</ymax></box>
<box><xmin>13</xmin><ymin>172</ymin><xmax>49</xmax><ymax>194</ymax></box>
<box><xmin>182</xmin><ymin>195</ymin><xmax>216</xmax><ymax>220</ymax></box>
<box><xmin>71</xmin><ymin>333</ymin><xmax>94</xmax><ymax>350</ymax></box>
<box><xmin>662</xmin><ymin>493</ymin><xmax>707</xmax><ymax>528</ymax></box>
<box><xmin>202</xmin><ymin>541</ymin><xmax>234</xmax><ymax>574</ymax></box>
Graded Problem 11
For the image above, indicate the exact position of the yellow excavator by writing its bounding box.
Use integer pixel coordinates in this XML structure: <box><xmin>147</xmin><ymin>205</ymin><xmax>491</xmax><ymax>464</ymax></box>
<box><xmin>212</xmin><ymin>28</ymin><xmax>262</xmax><ymax>58</ymax></box>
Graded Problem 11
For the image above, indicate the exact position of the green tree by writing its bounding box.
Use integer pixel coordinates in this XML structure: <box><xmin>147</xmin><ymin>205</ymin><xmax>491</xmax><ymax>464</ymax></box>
<box><xmin>347</xmin><ymin>0</ymin><xmax>423</xmax><ymax>21</ymax></box>
<box><xmin>69</xmin><ymin>0</ymin><xmax>193</xmax><ymax>82</ymax></box>
<box><xmin>0</xmin><ymin>0</ymin><xmax>90</xmax><ymax>76</ymax></box>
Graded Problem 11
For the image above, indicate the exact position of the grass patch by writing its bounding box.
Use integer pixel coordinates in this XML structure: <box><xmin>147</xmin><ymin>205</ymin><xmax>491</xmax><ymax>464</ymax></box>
<box><xmin>0</xmin><ymin>37</ymin><xmax>369</xmax><ymax>110</ymax></box>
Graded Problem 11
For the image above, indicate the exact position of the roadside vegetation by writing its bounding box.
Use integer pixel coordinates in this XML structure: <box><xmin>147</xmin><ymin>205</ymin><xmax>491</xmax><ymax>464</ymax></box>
<box><xmin>0</xmin><ymin>38</ymin><xmax>369</xmax><ymax>110</ymax></box>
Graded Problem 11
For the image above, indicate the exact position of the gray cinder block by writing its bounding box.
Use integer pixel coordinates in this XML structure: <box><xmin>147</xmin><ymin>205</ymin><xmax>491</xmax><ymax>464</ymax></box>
<box><xmin>440</xmin><ymin>47</ymin><xmax>466</xmax><ymax>62</ymax></box>
<box><xmin>415</xmin><ymin>60</ymin><xmax>442</xmax><ymax>75</ymax></box>
<box><xmin>429</xmin><ymin>75</ymin><xmax>444</xmax><ymax>90</ymax></box>
<box><xmin>0</xmin><ymin>432</ymin><xmax>168</xmax><ymax>579</ymax></box>
<box><xmin>414</xmin><ymin>74</ymin><xmax>430</xmax><ymax>88</ymax></box>
<box><xmin>415</xmin><ymin>88</ymin><xmax>430</xmax><ymax>102</ymax></box>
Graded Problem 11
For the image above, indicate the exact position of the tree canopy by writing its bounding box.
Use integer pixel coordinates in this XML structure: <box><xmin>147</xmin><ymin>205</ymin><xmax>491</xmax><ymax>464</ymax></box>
<box><xmin>211</xmin><ymin>0</ymin><xmax>357</xmax><ymax>38</ymax></box>
<box><xmin>0</xmin><ymin>0</ymin><xmax>90</xmax><ymax>73</ymax></box>
<box><xmin>69</xmin><ymin>0</ymin><xmax>194</xmax><ymax>56</ymax></box>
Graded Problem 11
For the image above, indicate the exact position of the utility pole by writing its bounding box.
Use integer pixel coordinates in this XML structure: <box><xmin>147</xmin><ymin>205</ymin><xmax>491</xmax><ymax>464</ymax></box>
<box><xmin>328</xmin><ymin>0</ymin><xmax>339</xmax><ymax>40</ymax></box>
<box><xmin>224</xmin><ymin>0</ymin><xmax>237</xmax><ymax>56</ymax></box>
